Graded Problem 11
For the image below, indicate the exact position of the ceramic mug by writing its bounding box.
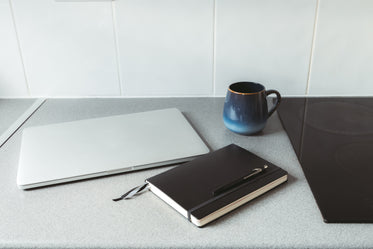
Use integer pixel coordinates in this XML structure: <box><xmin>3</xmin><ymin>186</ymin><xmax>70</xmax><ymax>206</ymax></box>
<box><xmin>223</xmin><ymin>82</ymin><xmax>281</xmax><ymax>135</ymax></box>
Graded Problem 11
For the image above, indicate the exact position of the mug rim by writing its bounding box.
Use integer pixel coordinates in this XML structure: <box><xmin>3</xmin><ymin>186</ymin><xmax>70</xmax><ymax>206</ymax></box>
<box><xmin>228</xmin><ymin>82</ymin><xmax>265</xmax><ymax>95</ymax></box>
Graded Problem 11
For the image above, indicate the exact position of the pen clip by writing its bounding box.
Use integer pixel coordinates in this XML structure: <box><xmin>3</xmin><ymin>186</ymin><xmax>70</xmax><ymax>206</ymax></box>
<box><xmin>213</xmin><ymin>165</ymin><xmax>268</xmax><ymax>196</ymax></box>
<box><xmin>243</xmin><ymin>164</ymin><xmax>268</xmax><ymax>180</ymax></box>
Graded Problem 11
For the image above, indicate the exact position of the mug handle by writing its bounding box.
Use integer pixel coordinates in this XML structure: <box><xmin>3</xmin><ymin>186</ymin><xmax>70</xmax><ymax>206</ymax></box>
<box><xmin>265</xmin><ymin>90</ymin><xmax>282</xmax><ymax>117</ymax></box>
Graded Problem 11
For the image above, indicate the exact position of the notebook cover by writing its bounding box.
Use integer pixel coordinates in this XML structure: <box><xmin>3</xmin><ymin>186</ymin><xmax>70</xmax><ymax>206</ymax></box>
<box><xmin>146</xmin><ymin>144</ymin><xmax>287</xmax><ymax>223</ymax></box>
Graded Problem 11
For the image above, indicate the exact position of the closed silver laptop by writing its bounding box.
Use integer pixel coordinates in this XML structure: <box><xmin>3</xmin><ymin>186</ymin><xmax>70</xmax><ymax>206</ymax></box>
<box><xmin>17</xmin><ymin>108</ymin><xmax>209</xmax><ymax>189</ymax></box>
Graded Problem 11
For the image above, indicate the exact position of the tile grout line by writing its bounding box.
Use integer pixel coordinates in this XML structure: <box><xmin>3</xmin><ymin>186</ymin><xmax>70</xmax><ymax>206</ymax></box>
<box><xmin>212</xmin><ymin>0</ymin><xmax>217</xmax><ymax>96</ymax></box>
<box><xmin>305</xmin><ymin>0</ymin><xmax>320</xmax><ymax>95</ymax></box>
<box><xmin>111</xmin><ymin>0</ymin><xmax>124</xmax><ymax>96</ymax></box>
<box><xmin>0</xmin><ymin>98</ymin><xmax>46</xmax><ymax>148</ymax></box>
<box><xmin>8</xmin><ymin>0</ymin><xmax>31</xmax><ymax>96</ymax></box>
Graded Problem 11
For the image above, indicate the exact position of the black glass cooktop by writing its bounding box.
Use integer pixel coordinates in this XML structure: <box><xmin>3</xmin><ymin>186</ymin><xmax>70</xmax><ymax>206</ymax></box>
<box><xmin>278</xmin><ymin>97</ymin><xmax>373</xmax><ymax>223</ymax></box>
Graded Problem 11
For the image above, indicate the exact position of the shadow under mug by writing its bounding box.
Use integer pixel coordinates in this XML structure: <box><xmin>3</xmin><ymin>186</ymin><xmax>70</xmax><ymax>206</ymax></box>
<box><xmin>223</xmin><ymin>82</ymin><xmax>281</xmax><ymax>135</ymax></box>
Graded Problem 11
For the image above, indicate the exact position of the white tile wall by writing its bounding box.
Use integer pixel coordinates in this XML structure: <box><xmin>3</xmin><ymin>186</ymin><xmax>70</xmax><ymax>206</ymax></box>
<box><xmin>308</xmin><ymin>0</ymin><xmax>373</xmax><ymax>95</ymax></box>
<box><xmin>115</xmin><ymin>0</ymin><xmax>214</xmax><ymax>96</ymax></box>
<box><xmin>1</xmin><ymin>0</ymin><xmax>373</xmax><ymax>97</ymax></box>
<box><xmin>0</xmin><ymin>0</ymin><xmax>28</xmax><ymax>97</ymax></box>
<box><xmin>214</xmin><ymin>0</ymin><xmax>317</xmax><ymax>96</ymax></box>
<box><xmin>11</xmin><ymin>0</ymin><xmax>120</xmax><ymax>96</ymax></box>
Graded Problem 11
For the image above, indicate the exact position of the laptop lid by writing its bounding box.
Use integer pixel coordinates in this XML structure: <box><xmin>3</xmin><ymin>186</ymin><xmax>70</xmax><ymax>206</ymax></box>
<box><xmin>17</xmin><ymin>108</ymin><xmax>209</xmax><ymax>189</ymax></box>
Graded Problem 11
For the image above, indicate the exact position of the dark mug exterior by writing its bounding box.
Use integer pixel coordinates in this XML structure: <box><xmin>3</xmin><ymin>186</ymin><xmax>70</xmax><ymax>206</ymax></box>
<box><xmin>223</xmin><ymin>82</ymin><xmax>281</xmax><ymax>135</ymax></box>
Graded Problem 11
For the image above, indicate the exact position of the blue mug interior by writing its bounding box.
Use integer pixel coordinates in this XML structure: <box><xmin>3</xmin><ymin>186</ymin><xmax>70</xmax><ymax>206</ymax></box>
<box><xmin>229</xmin><ymin>82</ymin><xmax>264</xmax><ymax>94</ymax></box>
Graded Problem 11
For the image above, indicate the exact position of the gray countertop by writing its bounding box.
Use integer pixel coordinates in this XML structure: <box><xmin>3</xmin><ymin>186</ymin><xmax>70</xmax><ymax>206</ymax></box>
<box><xmin>0</xmin><ymin>98</ymin><xmax>372</xmax><ymax>249</ymax></box>
<box><xmin>0</xmin><ymin>99</ymin><xmax>41</xmax><ymax>146</ymax></box>
<box><xmin>0</xmin><ymin>99</ymin><xmax>35</xmax><ymax>134</ymax></box>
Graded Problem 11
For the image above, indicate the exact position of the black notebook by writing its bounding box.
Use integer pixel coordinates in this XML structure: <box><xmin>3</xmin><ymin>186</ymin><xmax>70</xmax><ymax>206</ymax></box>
<box><xmin>146</xmin><ymin>144</ymin><xmax>288</xmax><ymax>227</ymax></box>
